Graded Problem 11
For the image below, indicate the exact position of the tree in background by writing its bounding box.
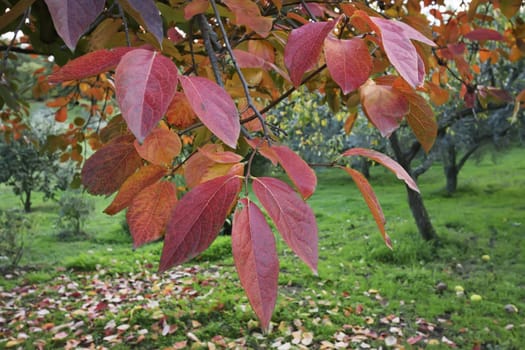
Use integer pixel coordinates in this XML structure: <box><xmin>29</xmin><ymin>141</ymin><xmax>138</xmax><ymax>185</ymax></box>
<box><xmin>0</xmin><ymin>129</ymin><xmax>64</xmax><ymax>212</ymax></box>
<box><xmin>1</xmin><ymin>0</ymin><xmax>523</xmax><ymax>329</ymax></box>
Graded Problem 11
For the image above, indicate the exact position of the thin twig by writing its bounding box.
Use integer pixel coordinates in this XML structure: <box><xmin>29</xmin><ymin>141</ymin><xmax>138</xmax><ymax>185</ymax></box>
<box><xmin>188</xmin><ymin>18</ymin><xmax>198</xmax><ymax>73</ymax></box>
<box><xmin>209</xmin><ymin>0</ymin><xmax>270</xmax><ymax>138</ymax></box>
<box><xmin>2</xmin><ymin>7</ymin><xmax>30</xmax><ymax>74</ymax></box>
<box><xmin>300</xmin><ymin>0</ymin><xmax>317</xmax><ymax>21</ymax></box>
<box><xmin>117</xmin><ymin>3</ymin><xmax>131</xmax><ymax>47</ymax></box>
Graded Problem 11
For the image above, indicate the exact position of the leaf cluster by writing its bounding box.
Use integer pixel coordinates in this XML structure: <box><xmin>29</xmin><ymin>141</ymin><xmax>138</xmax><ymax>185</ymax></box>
<box><xmin>0</xmin><ymin>0</ymin><xmax>523</xmax><ymax>329</ymax></box>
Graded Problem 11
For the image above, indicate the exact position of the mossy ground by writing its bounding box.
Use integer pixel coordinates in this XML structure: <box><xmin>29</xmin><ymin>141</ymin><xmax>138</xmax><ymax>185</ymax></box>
<box><xmin>1</xmin><ymin>148</ymin><xmax>524</xmax><ymax>349</ymax></box>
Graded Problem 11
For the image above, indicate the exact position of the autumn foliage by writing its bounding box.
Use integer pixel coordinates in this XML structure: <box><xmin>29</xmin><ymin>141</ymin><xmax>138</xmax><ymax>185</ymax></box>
<box><xmin>1</xmin><ymin>0</ymin><xmax>523</xmax><ymax>330</ymax></box>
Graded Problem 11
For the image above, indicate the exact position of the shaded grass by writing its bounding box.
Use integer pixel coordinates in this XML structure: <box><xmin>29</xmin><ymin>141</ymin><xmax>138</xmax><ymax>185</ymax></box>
<box><xmin>1</xmin><ymin>147</ymin><xmax>524</xmax><ymax>348</ymax></box>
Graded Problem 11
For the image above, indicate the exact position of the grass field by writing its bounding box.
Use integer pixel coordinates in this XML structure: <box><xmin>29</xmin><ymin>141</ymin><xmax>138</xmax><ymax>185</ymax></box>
<box><xmin>1</xmin><ymin>147</ymin><xmax>524</xmax><ymax>349</ymax></box>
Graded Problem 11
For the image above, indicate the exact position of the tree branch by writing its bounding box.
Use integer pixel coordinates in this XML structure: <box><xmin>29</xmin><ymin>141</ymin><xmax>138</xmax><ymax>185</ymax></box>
<box><xmin>196</xmin><ymin>14</ymin><xmax>223</xmax><ymax>87</ymax></box>
<box><xmin>117</xmin><ymin>3</ymin><xmax>131</xmax><ymax>47</ymax></box>
<box><xmin>0</xmin><ymin>45</ymin><xmax>42</xmax><ymax>55</ymax></box>
<box><xmin>209</xmin><ymin>0</ymin><xmax>270</xmax><ymax>138</ymax></box>
<box><xmin>2</xmin><ymin>6</ymin><xmax>30</xmax><ymax>73</ymax></box>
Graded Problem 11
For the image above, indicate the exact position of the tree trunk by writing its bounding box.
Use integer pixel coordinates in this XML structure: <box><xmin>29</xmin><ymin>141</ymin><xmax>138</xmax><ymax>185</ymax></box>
<box><xmin>389</xmin><ymin>132</ymin><xmax>438</xmax><ymax>241</ymax></box>
<box><xmin>444</xmin><ymin>165</ymin><xmax>458</xmax><ymax>195</ymax></box>
<box><xmin>23</xmin><ymin>190</ymin><xmax>32</xmax><ymax>213</ymax></box>
<box><xmin>443</xmin><ymin>140</ymin><xmax>458</xmax><ymax>195</ymax></box>
<box><xmin>406</xmin><ymin>187</ymin><xmax>438</xmax><ymax>241</ymax></box>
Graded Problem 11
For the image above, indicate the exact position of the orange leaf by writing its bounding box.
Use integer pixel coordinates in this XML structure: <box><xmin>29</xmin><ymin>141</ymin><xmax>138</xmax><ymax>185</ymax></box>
<box><xmin>127</xmin><ymin>181</ymin><xmax>178</xmax><ymax>248</ymax></box>
<box><xmin>134</xmin><ymin>128</ymin><xmax>182</xmax><ymax>166</ymax></box>
<box><xmin>55</xmin><ymin>106</ymin><xmax>68</xmax><ymax>122</ymax></box>
<box><xmin>427</xmin><ymin>82</ymin><xmax>450</xmax><ymax>106</ymax></box>
<box><xmin>245</xmin><ymin>138</ymin><xmax>279</xmax><ymax>165</ymax></box>
<box><xmin>104</xmin><ymin>164</ymin><xmax>167</xmax><ymax>215</ymax></box>
<box><xmin>46</xmin><ymin>96</ymin><xmax>69</xmax><ymax>108</ymax></box>
<box><xmin>232</xmin><ymin>198</ymin><xmax>279</xmax><ymax>331</ymax></box>
<box><xmin>342</xmin><ymin>148</ymin><xmax>419</xmax><ymax>192</ymax></box>
<box><xmin>360</xmin><ymin>79</ymin><xmax>409</xmax><ymax>137</ymax></box>
<box><xmin>344</xmin><ymin>113</ymin><xmax>358</xmax><ymax>134</ymax></box>
<box><xmin>184</xmin><ymin>144</ymin><xmax>242</xmax><ymax>188</ymax></box>
<box><xmin>166</xmin><ymin>92</ymin><xmax>198</xmax><ymax>130</ymax></box>
<box><xmin>340</xmin><ymin>166</ymin><xmax>391</xmax><ymax>249</ymax></box>
<box><xmin>406</xmin><ymin>94</ymin><xmax>437</xmax><ymax>153</ymax></box>
<box><xmin>222</xmin><ymin>0</ymin><xmax>273</xmax><ymax>37</ymax></box>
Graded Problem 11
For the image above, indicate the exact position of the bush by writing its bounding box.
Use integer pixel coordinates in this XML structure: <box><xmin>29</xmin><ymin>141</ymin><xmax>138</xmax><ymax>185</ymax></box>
<box><xmin>0</xmin><ymin>209</ymin><xmax>31</xmax><ymax>271</ymax></box>
<box><xmin>55</xmin><ymin>191</ymin><xmax>94</xmax><ymax>240</ymax></box>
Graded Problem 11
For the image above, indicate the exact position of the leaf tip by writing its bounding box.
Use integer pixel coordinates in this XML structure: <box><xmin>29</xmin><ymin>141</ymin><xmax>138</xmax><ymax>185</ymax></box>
<box><xmin>385</xmin><ymin>235</ymin><xmax>393</xmax><ymax>250</ymax></box>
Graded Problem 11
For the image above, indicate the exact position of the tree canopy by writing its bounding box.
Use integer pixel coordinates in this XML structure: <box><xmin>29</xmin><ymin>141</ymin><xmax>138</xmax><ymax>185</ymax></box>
<box><xmin>1</xmin><ymin>0</ymin><xmax>524</xmax><ymax>329</ymax></box>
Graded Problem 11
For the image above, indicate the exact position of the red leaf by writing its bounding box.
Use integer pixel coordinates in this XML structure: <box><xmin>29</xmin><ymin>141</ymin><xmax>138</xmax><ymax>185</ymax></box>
<box><xmin>360</xmin><ymin>79</ymin><xmax>409</xmax><ymax>137</ymax></box>
<box><xmin>159</xmin><ymin>175</ymin><xmax>242</xmax><ymax>271</ymax></box>
<box><xmin>232</xmin><ymin>198</ymin><xmax>279</xmax><ymax>331</ymax></box>
<box><xmin>44</xmin><ymin>0</ymin><xmax>105</xmax><ymax>50</ymax></box>
<box><xmin>134</xmin><ymin>128</ymin><xmax>182</xmax><ymax>166</ymax></box>
<box><xmin>407</xmin><ymin>335</ymin><xmax>423</xmax><ymax>345</ymax></box>
<box><xmin>179</xmin><ymin>76</ymin><xmax>240</xmax><ymax>149</ymax></box>
<box><xmin>104</xmin><ymin>164</ymin><xmax>167</xmax><ymax>215</ymax></box>
<box><xmin>464</xmin><ymin>28</ymin><xmax>504</xmax><ymax>41</ymax></box>
<box><xmin>127</xmin><ymin>181</ymin><xmax>178</xmax><ymax>248</ymax></box>
<box><xmin>252</xmin><ymin>177</ymin><xmax>318</xmax><ymax>274</ymax></box>
<box><xmin>81</xmin><ymin>137</ymin><xmax>143</xmax><ymax>195</ymax></box>
<box><xmin>184</xmin><ymin>0</ymin><xmax>209</xmax><ymax>19</ymax></box>
<box><xmin>369</xmin><ymin>16</ymin><xmax>435</xmax><ymax>87</ymax></box>
<box><xmin>284</xmin><ymin>20</ymin><xmax>337</xmax><ymax>86</ymax></box>
<box><xmin>341</xmin><ymin>148</ymin><xmax>419</xmax><ymax>192</ymax></box>
<box><xmin>340</xmin><ymin>167</ymin><xmax>391</xmax><ymax>249</ymax></box>
<box><xmin>118</xmin><ymin>0</ymin><xmax>163</xmax><ymax>45</ymax></box>
<box><xmin>48</xmin><ymin>47</ymin><xmax>135</xmax><ymax>83</ymax></box>
<box><xmin>115</xmin><ymin>49</ymin><xmax>178</xmax><ymax>142</ymax></box>
<box><xmin>324</xmin><ymin>36</ymin><xmax>372</xmax><ymax>94</ymax></box>
<box><xmin>272</xmin><ymin>145</ymin><xmax>317</xmax><ymax>200</ymax></box>
<box><xmin>222</xmin><ymin>0</ymin><xmax>273</xmax><ymax>37</ymax></box>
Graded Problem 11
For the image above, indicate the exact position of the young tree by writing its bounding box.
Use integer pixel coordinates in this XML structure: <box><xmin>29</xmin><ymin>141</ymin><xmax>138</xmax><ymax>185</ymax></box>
<box><xmin>1</xmin><ymin>0</ymin><xmax>523</xmax><ymax>329</ymax></box>
<box><xmin>0</xmin><ymin>130</ymin><xmax>63</xmax><ymax>212</ymax></box>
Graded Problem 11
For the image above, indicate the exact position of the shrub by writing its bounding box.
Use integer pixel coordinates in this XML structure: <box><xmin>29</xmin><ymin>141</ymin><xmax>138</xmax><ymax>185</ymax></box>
<box><xmin>55</xmin><ymin>191</ymin><xmax>94</xmax><ymax>240</ymax></box>
<box><xmin>0</xmin><ymin>209</ymin><xmax>32</xmax><ymax>271</ymax></box>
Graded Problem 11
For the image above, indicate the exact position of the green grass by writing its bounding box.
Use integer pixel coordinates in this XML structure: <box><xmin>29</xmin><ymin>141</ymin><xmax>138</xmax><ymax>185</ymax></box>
<box><xmin>1</xmin><ymin>147</ymin><xmax>524</xmax><ymax>349</ymax></box>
